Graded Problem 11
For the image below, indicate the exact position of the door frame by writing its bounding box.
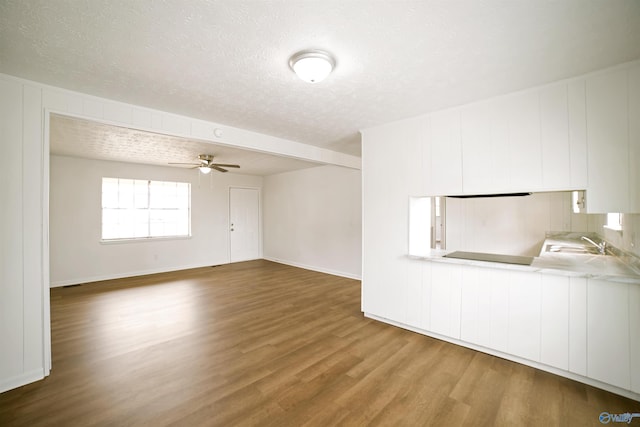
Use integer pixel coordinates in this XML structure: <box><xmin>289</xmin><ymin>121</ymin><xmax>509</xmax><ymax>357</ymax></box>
<box><xmin>228</xmin><ymin>186</ymin><xmax>263</xmax><ymax>263</ymax></box>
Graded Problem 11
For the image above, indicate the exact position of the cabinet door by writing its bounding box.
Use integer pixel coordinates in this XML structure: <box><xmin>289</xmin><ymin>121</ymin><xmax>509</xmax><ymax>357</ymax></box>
<box><xmin>540</xmin><ymin>275</ymin><xmax>569</xmax><ymax>370</ymax></box>
<box><xmin>461</xmin><ymin>102</ymin><xmax>493</xmax><ymax>194</ymax></box>
<box><xmin>361</xmin><ymin>129</ymin><xmax>399</xmax><ymax>317</ymax></box>
<box><xmin>508</xmin><ymin>271</ymin><xmax>541</xmax><ymax>362</ymax></box>
<box><xmin>630</xmin><ymin>284</ymin><xmax>640</xmax><ymax>393</ymax></box>
<box><xmin>568</xmin><ymin>79</ymin><xmax>589</xmax><ymax>189</ymax></box>
<box><xmin>568</xmin><ymin>277</ymin><xmax>587</xmax><ymax>376</ymax></box>
<box><xmin>406</xmin><ymin>259</ymin><xmax>424</xmax><ymax>329</ymax></box>
<box><xmin>540</xmin><ymin>84</ymin><xmax>571</xmax><ymax>189</ymax></box>
<box><xmin>629</xmin><ymin>64</ymin><xmax>640</xmax><ymax>213</ymax></box>
<box><xmin>489</xmin><ymin>270</ymin><xmax>510</xmax><ymax>352</ymax></box>
<box><xmin>430</xmin><ymin>263</ymin><xmax>462</xmax><ymax>339</ymax></box>
<box><xmin>587</xmin><ymin>279</ymin><xmax>630</xmax><ymax>390</ymax></box>
<box><xmin>491</xmin><ymin>98</ymin><xmax>511</xmax><ymax>193</ymax></box>
<box><xmin>586</xmin><ymin>69</ymin><xmax>629</xmax><ymax>213</ymax></box>
<box><xmin>460</xmin><ymin>266</ymin><xmax>492</xmax><ymax>346</ymax></box>
<box><xmin>419</xmin><ymin>262</ymin><xmax>433</xmax><ymax>331</ymax></box>
<box><xmin>507</xmin><ymin>91</ymin><xmax>542</xmax><ymax>191</ymax></box>
<box><xmin>361</xmin><ymin>119</ymin><xmax>421</xmax><ymax>320</ymax></box>
<box><xmin>460</xmin><ymin>266</ymin><xmax>480</xmax><ymax>344</ymax></box>
<box><xmin>429</xmin><ymin>109</ymin><xmax>463</xmax><ymax>195</ymax></box>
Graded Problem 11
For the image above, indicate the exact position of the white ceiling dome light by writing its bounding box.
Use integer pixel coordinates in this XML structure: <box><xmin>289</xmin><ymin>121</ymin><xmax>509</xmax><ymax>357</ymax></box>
<box><xmin>289</xmin><ymin>49</ymin><xmax>336</xmax><ymax>83</ymax></box>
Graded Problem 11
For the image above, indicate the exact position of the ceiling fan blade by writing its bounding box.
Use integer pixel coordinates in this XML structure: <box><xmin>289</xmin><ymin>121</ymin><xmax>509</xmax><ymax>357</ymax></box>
<box><xmin>168</xmin><ymin>162</ymin><xmax>200</xmax><ymax>166</ymax></box>
<box><xmin>211</xmin><ymin>165</ymin><xmax>229</xmax><ymax>173</ymax></box>
<box><xmin>211</xmin><ymin>163</ymin><xmax>240</xmax><ymax>168</ymax></box>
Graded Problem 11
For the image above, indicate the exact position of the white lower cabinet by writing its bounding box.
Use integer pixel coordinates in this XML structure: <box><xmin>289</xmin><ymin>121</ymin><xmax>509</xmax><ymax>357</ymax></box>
<box><xmin>587</xmin><ymin>279</ymin><xmax>631</xmax><ymax>390</ymax></box>
<box><xmin>508</xmin><ymin>271</ymin><xmax>541</xmax><ymax>361</ymax></box>
<box><xmin>429</xmin><ymin>263</ymin><xmax>462</xmax><ymax>339</ymax></box>
<box><xmin>488</xmin><ymin>271</ymin><xmax>510</xmax><ymax>352</ymax></box>
<box><xmin>405</xmin><ymin>260</ymin><xmax>424</xmax><ymax>329</ymax></box>
<box><xmin>540</xmin><ymin>275</ymin><xmax>570</xmax><ymax>370</ymax></box>
<box><xmin>630</xmin><ymin>284</ymin><xmax>640</xmax><ymax>393</ymax></box>
<box><xmin>404</xmin><ymin>262</ymin><xmax>638</xmax><ymax>395</ymax></box>
<box><xmin>459</xmin><ymin>267</ymin><xmax>509</xmax><ymax>353</ymax></box>
<box><xmin>460</xmin><ymin>266</ymin><xmax>485</xmax><ymax>345</ymax></box>
<box><xmin>419</xmin><ymin>262</ymin><xmax>433</xmax><ymax>331</ymax></box>
<box><xmin>568</xmin><ymin>277</ymin><xmax>588</xmax><ymax>376</ymax></box>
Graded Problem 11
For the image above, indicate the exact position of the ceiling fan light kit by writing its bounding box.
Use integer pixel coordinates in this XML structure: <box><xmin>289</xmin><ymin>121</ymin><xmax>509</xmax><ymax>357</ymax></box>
<box><xmin>289</xmin><ymin>49</ymin><xmax>335</xmax><ymax>83</ymax></box>
<box><xmin>168</xmin><ymin>154</ymin><xmax>240</xmax><ymax>174</ymax></box>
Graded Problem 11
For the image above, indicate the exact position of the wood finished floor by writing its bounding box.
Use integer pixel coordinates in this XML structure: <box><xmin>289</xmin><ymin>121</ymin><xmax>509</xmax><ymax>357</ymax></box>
<box><xmin>1</xmin><ymin>260</ymin><xmax>638</xmax><ymax>426</ymax></box>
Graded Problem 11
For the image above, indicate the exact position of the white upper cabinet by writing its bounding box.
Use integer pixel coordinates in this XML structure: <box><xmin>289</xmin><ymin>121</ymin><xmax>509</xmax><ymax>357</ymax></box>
<box><xmin>507</xmin><ymin>91</ymin><xmax>543</xmax><ymax>191</ymax></box>
<box><xmin>585</xmin><ymin>68</ymin><xmax>630</xmax><ymax>213</ymax></box>
<box><xmin>567</xmin><ymin>80</ymin><xmax>589</xmax><ymax>189</ymax></box>
<box><xmin>460</xmin><ymin>100</ymin><xmax>509</xmax><ymax>194</ymax></box>
<box><xmin>459</xmin><ymin>83</ymin><xmax>584</xmax><ymax>195</ymax></box>
<box><xmin>629</xmin><ymin>64</ymin><xmax>640</xmax><ymax>213</ymax></box>
<box><xmin>428</xmin><ymin>109</ymin><xmax>463</xmax><ymax>195</ymax></box>
<box><xmin>461</xmin><ymin>101</ymin><xmax>492</xmax><ymax>194</ymax></box>
<box><xmin>540</xmin><ymin>84</ymin><xmax>571</xmax><ymax>189</ymax></box>
<box><xmin>364</xmin><ymin>61</ymin><xmax>637</xmax><ymax>205</ymax></box>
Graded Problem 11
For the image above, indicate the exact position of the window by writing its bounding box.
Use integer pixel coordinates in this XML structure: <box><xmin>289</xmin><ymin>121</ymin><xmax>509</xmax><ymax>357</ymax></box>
<box><xmin>408</xmin><ymin>196</ymin><xmax>446</xmax><ymax>256</ymax></box>
<box><xmin>606</xmin><ymin>212</ymin><xmax>622</xmax><ymax>231</ymax></box>
<box><xmin>102</xmin><ymin>177</ymin><xmax>190</xmax><ymax>241</ymax></box>
<box><xmin>409</xmin><ymin>197</ymin><xmax>432</xmax><ymax>257</ymax></box>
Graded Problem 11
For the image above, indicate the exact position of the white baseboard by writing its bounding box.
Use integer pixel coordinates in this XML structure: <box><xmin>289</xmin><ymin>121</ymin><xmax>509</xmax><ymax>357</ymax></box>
<box><xmin>51</xmin><ymin>258</ymin><xmax>361</xmax><ymax>288</ymax></box>
<box><xmin>50</xmin><ymin>262</ymin><xmax>223</xmax><ymax>288</ymax></box>
<box><xmin>0</xmin><ymin>369</ymin><xmax>45</xmax><ymax>394</ymax></box>
<box><xmin>364</xmin><ymin>312</ymin><xmax>640</xmax><ymax>402</ymax></box>
<box><xmin>263</xmin><ymin>257</ymin><xmax>361</xmax><ymax>280</ymax></box>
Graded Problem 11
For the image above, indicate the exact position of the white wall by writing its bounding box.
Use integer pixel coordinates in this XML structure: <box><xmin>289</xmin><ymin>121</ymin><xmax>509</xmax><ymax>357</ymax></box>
<box><xmin>0</xmin><ymin>76</ymin><xmax>46</xmax><ymax>393</ymax></box>
<box><xmin>50</xmin><ymin>155</ymin><xmax>262</xmax><ymax>286</ymax></box>
<box><xmin>263</xmin><ymin>165</ymin><xmax>362</xmax><ymax>279</ymax></box>
<box><xmin>445</xmin><ymin>192</ymin><xmax>605</xmax><ymax>256</ymax></box>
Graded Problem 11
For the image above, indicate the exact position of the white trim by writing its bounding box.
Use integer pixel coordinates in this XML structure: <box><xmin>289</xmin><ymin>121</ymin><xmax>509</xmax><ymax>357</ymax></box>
<box><xmin>264</xmin><ymin>257</ymin><xmax>362</xmax><ymax>280</ymax></box>
<box><xmin>0</xmin><ymin>369</ymin><xmax>45</xmax><ymax>394</ymax></box>
<box><xmin>99</xmin><ymin>235</ymin><xmax>192</xmax><ymax>245</ymax></box>
<box><xmin>364</xmin><ymin>312</ymin><xmax>640</xmax><ymax>402</ymax></box>
<box><xmin>49</xmin><ymin>262</ymin><xmax>221</xmax><ymax>288</ymax></box>
<box><xmin>43</xmin><ymin>108</ymin><xmax>52</xmax><ymax>374</ymax></box>
<box><xmin>0</xmin><ymin>72</ymin><xmax>360</xmax><ymax>169</ymax></box>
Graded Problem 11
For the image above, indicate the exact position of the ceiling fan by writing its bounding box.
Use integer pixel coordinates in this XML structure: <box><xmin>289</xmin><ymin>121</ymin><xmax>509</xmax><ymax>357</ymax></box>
<box><xmin>169</xmin><ymin>154</ymin><xmax>240</xmax><ymax>174</ymax></box>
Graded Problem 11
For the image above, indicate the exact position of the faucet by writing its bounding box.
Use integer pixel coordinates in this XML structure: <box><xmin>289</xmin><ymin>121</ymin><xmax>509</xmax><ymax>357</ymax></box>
<box><xmin>581</xmin><ymin>236</ymin><xmax>607</xmax><ymax>255</ymax></box>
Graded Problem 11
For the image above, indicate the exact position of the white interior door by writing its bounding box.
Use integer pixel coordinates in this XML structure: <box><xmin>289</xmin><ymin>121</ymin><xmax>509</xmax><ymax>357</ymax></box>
<box><xmin>229</xmin><ymin>187</ymin><xmax>261</xmax><ymax>262</ymax></box>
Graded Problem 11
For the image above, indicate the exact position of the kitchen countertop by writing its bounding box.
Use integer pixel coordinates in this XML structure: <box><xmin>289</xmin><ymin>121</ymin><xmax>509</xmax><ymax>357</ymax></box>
<box><xmin>408</xmin><ymin>232</ymin><xmax>640</xmax><ymax>284</ymax></box>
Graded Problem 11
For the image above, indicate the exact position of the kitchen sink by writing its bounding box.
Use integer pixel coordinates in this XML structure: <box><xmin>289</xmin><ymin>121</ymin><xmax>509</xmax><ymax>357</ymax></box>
<box><xmin>544</xmin><ymin>244</ymin><xmax>603</xmax><ymax>255</ymax></box>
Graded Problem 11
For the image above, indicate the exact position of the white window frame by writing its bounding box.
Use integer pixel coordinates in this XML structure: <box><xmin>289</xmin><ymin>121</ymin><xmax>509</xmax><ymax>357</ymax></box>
<box><xmin>101</xmin><ymin>177</ymin><xmax>191</xmax><ymax>242</ymax></box>
<box><xmin>605</xmin><ymin>212</ymin><xmax>623</xmax><ymax>232</ymax></box>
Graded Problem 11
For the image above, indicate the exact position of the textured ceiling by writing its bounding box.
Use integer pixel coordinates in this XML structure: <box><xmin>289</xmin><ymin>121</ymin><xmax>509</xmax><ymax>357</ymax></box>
<box><xmin>50</xmin><ymin>114</ymin><xmax>320</xmax><ymax>176</ymax></box>
<box><xmin>2</xmin><ymin>0</ymin><xmax>640</xmax><ymax>157</ymax></box>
